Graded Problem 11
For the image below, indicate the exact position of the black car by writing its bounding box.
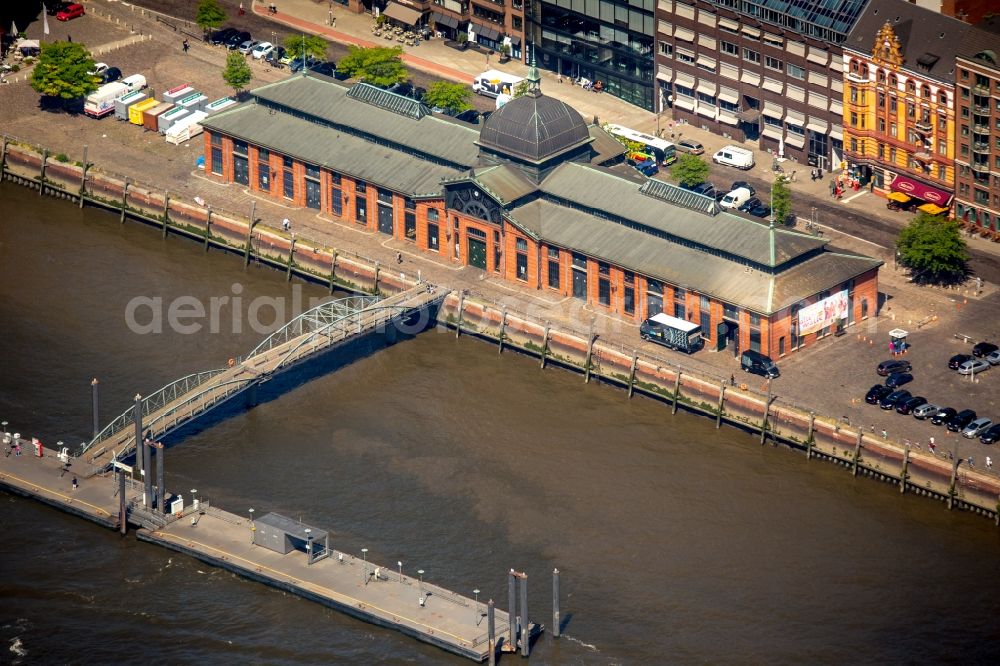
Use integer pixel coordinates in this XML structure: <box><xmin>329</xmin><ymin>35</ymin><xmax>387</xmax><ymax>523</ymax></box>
<box><xmin>730</xmin><ymin>181</ymin><xmax>756</xmax><ymax>196</ymax></box>
<box><xmin>747</xmin><ymin>202</ymin><xmax>771</xmax><ymax>218</ymax></box>
<box><xmin>896</xmin><ymin>396</ymin><xmax>927</xmax><ymax>415</ymax></box>
<box><xmin>47</xmin><ymin>1</ymin><xmax>72</xmax><ymax>15</ymax></box>
<box><xmin>739</xmin><ymin>197</ymin><xmax>762</xmax><ymax>212</ymax></box>
<box><xmin>948</xmin><ymin>353</ymin><xmax>972</xmax><ymax>370</ymax></box>
<box><xmin>210</xmin><ymin>28</ymin><xmax>237</xmax><ymax>45</ymax></box>
<box><xmin>980</xmin><ymin>424</ymin><xmax>1000</xmax><ymax>444</ymax></box>
<box><xmin>865</xmin><ymin>384</ymin><xmax>893</xmax><ymax>405</ymax></box>
<box><xmin>879</xmin><ymin>389</ymin><xmax>911</xmax><ymax>410</ymax></box>
<box><xmin>309</xmin><ymin>61</ymin><xmax>337</xmax><ymax>77</ymax></box>
<box><xmin>265</xmin><ymin>45</ymin><xmax>287</xmax><ymax>67</ymax></box>
<box><xmin>878</xmin><ymin>359</ymin><xmax>913</xmax><ymax>376</ymax></box>
<box><xmin>101</xmin><ymin>66</ymin><xmax>122</xmax><ymax>84</ymax></box>
<box><xmin>930</xmin><ymin>407</ymin><xmax>957</xmax><ymax>425</ymax></box>
<box><xmin>972</xmin><ymin>342</ymin><xmax>998</xmax><ymax>358</ymax></box>
<box><xmin>225</xmin><ymin>31</ymin><xmax>251</xmax><ymax>50</ymax></box>
<box><xmin>453</xmin><ymin>109</ymin><xmax>483</xmax><ymax>124</ymax></box>
<box><xmin>946</xmin><ymin>409</ymin><xmax>977</xmax><ymax>432</ymax></box>
<box><xmin>885</xmin><ymin>372</ymin><xmax>913</xmax><ymax>388</ymax></box>
<box><xmin>681</xmin><ymin>182</ymin><xmax>716</xmax><ymax>198</ymax></box>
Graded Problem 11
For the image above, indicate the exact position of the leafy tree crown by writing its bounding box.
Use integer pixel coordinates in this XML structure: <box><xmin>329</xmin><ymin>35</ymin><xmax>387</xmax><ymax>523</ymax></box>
<box><xmin>222</xmin><ymin>51</ymin><xmax>252</xmax><ymax>92</ymax></box>
<box><xmin>30</xmin><ymin>41</ymin><xmax>99</xmax><ymax>101</ymax></box>
<box><xmin>670</xmin><ymin>154</ymin><xmax>710</xmax><ymax>187</ymax></box>
<box><xmin>422</xmin><ymin>81</ymin><xmax>472</xmax><ymax>112</ymax></box>
<box><xmin>195</xmin><ymin>0</ymin><xmax>227</xmax><ymax>32</ymax></box>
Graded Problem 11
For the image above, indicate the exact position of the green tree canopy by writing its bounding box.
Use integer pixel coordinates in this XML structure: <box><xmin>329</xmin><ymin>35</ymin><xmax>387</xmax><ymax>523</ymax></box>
<box><xmin>283</xmin><ymin>35</ymin><xmax>329</xmax><ymax>61</ymax></box>
<box><xmin>336</xmin><ymin>46</ymin><xmax>407</xmax><ymax>87</ymax></box>
<box><xmin>222</xmin><ymin>51</ymin><xmax>252</xmax><ymax>94</ymax></box>
<box><xmin>195</xmin><ymin>0</ymin><xmax>227</xmax><ymax>33</ymax></box>
<box><xmin>670</xmin><ymin>154</ymin><xmax>710</xmax><ymax>187</ymax></box>
<box><xmin>771</xmin><ymin>174</ymin><xmax>792</xmax><ymax>225</ymax></box>
<box><xmin>30</xmin><ymin>41</ymin><xmax>99</xmax><ymax>102</ymax></box>
<box><xmin>422</xmin><ymin>81</ymin><xmax>472</xmax><ymax>113</ymax></box>
<box><xmin>512</xmin><ymin>79</ymin><xmax>531</xmax><ymax>98</ymax></box>
<box><xmin>896</xmin><ymin>212</ymin><xmax>969</xmax><ymax>285</ymax></box>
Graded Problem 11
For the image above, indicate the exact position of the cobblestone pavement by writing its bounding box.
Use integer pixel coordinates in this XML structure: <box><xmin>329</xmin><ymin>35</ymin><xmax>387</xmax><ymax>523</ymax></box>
<box><xmin>2</xmin><ymin>1</ymin><xmax>999</xmax><ymax>468</ymax></box>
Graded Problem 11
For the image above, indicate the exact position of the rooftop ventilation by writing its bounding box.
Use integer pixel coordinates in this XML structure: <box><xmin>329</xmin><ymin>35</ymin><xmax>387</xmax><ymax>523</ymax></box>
<box><xmin>639</xmin><ymin>179</ymin><xmax>720</xmax><ymax>216</ymax></box>
<box><xmin>916</xmin><ymin>53</ymin><xmax>940</xmax><ymax>69</ymax></box>
<box><xmin>346</xmin><ymin>82</ymin><xmax>430</xmax><ymax>120</ymax></box>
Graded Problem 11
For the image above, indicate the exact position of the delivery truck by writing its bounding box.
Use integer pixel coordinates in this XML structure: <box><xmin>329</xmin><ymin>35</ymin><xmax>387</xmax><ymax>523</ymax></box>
<box><xmin>639</xmin><ymin>313</ymin><xmax>704</xmax><ymax>354</ymax></box>
<box><xmin>472</xmin><ymin>70</ymin><xmax>524</xmax><ymax>98</ymax></box>
<box><xmin>84</xmin><ymin>82</ymin><xmax>129</xmax><ymax>118</ymax></box>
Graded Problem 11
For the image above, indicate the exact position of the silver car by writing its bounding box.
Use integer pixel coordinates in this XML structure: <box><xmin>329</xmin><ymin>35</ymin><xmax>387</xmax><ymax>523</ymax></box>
<box><xmin>958</xmin><ymin>359</ymin><xmax>990</xmax><ymax>375</ymax></box>
<box><xmin>962</xmin><ymin>417</ymin><xmax>993</xmax><ymax>438</ymax></box>
<box><xmin>912</xmin><ymin>403</ymin><xmax>939</xmax><ymax>420</ymax></box>
<box><xmin>987</xmin><ymin>349</ymin><xmax>1000</xmax><ymax>365</ymax></box>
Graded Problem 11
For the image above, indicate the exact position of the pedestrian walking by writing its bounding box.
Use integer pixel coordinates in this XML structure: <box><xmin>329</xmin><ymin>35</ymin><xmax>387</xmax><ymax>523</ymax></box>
<box><xmin>183</xmin><ymin>39</ymin><xmax>189</xmax><ymax>53</ymax></box>
<box><xmin>72</xmin><ymin>476</ymin><xmax>78</xmax><ymax>491</ymax></box>
<box><xmin>282</xmin><ymin>218</ymin><xmax>290</xmax><ymax>231</ymax></box>
<box><xmin>15</xmin><ymin>443</ymin><xmax>22</xmax><ymax>456</ymax></box>
<box><xmin>396</xmin><ymin>252</ymin><xmax>403</xmax><ymax>264</ymax></box>
<box><xmin>332</xmin><ymin>16</ymin><xmax>337</xmax><ymax>27</ymax></box>
<box><xmin>987</xmin><ymin>456</ymin><xmax>992</xmax><ymax>470</ymax></box>
<box><xmin>928</xmin><ymin>436</ymin><xmax>936</xmax><ymax>453</ymax></box>
<box><xmin>881</xmin><ymin>429</ymin><xmax>887</xmax><ymax>439</ymax></box>
<box><xmin>968</xmin><ymin>456</ymin><xmax>974</xmax><ymax>468</ymax></box>
<box><xmin>239</xmin><ymin>2</ymin><xmax>245</xmax><ymax>15</ymax></box>
<box><xmin>729</xmin><ymin>374</ymin><xmax>735</xmax><ymax>387</ymax></box>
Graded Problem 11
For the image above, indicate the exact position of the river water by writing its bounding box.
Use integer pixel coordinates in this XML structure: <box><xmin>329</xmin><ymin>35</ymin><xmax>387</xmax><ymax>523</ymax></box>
<box><xmin>1</xmin><ymin>182</ymin><xmax>999</xmax><ymax>664</ymax></box>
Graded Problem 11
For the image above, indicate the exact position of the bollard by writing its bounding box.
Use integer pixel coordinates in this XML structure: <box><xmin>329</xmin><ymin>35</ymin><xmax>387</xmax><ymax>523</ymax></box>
<box><xmin>672</xmin><ymin>369</ymin><xmax>682</xmax><ymax>415</ymax></box>
<box><xmin>899</xmin><ymin>447</ymin><xmax>909</xmax><ymax>494</ymax></box>
<box><xmin>806</xmin><ymin>412</ymin><xmax>815</xmax><ymax>460</ymax></box>
<box><xmin>852</xmin><ymin>431</ymin><xmax>862</xmax><ymax>476</ymax></box>
<box><xmin>487</xmin><ymin>599</ymin><xmax>496</xmax><ymax>666</ymax></box>
<box><xmin>91</xmin><ymin>378</ymin><xmax>100</xmax><ymax>439</ymax></box>
<box><xmin>498</xmin><ymin>307</ymin><xmax>507</xmax><ymax>354</ymax></box>
<box><xmin>38</xmin><ymin>148</ymin><xmax>47</xmax><ymax>196</ymax></box>
<box><xmin>552</xmin><ymin>568</ymin><xmax>560</xmax><ymax>638</ymax></box>
<box><xmin>520</xmin><ymin>572</ymin><xmax>529</xmax><ymax>657</ymax></box>
<box><xmin>507</xmin><ymin>570</ymin><xmax>516</xmax><ymax>651</ymax></box>
<box><xmin>539</xmin><ymin>322</ymin><xmax>550</xmax><ymax>369</ymax></box>
<box><xmin>79</xmin><ymin>144</ymin><xmax>88</xmax><ymax>207</ymax></box>
<box><xmin>715</xmin><ymin>382</ymin><xmax>726</xmax><ymax>428</ymax></box>
<box><xmin>455</xmin><ymin>292</ymin><xmax>465</xmax><ymax>338</ymax></box>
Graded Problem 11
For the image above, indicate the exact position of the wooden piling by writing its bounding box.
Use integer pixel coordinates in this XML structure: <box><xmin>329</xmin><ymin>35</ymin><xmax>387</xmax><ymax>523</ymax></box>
<box><xmin>899</xmin><ymin>448</ymin><xmax>909</xmax><ymax>494</ymax></box>
<box><xmin>519</xmin><ymin>572</ymin><xmax>529</xmax><ymax>657</ymax></box>
<box><xmin>162</xmin><ymin>190</ymin><xmax>170</xmax><ymax>238</ymax></box>
<box><xmin>498</xmin><ymin>307</ymin><xmax>507</xmax><ymax>354</ymax></box>
<box><xmin>627</xmin><ymin>353</ymin><xmax>638</xmax><ymax>398</ymax></box>
<box><xmin>852</xmin><ymin>431</ymin><xmax>862</xmax><ymax>476</ymax></box>
<box><xmin>487</xmin><ymin>599</ymin><xmax>496</xmax><ymax>666</ymax></box>
<box><xmin>120</xmin><ymin>178</ymin><xmax>129</xmax><ymax>224</ymax></box>
<box><xmin>947</xmin><ymin>458</ymin><xmax>961</xmax><ymax>510</ymax></box>
<box><xmin>91</xmin><ymin>378</ymin><xmax>100</xmax><ymax>439</ymax></box>
<box><xmin>671</xmin><ymin>369</ymin><xmax>681</xmax><ymax>415</ymax></box>
<box><xmin>118</xmin><ymin>468</ymin><xmax>127</xmax><ymax>536</ymax></box>
<box><xmin>373</xmin><ymin>261</ymin><xmax>380</xmax><ymax>295</ymax></box>
<box><xmin>759</xmin><ymin>378</ymin><xmax>772</xmax><ymax>445</ymax></box>
<box><xmin>204</xmin><ymin>209</ymin><xmax>212</xmax><ymax>252</ymax></box>
<box><xmin>539</xmin><ymin>323</ymin><xmax>550</xmax><ymax>369</ymax></box>
<box><xmin>0</xmin><ymin>136</ymin><xmax>8</xmax><ymax>183</ymax></box>
<box><xmin>455</xmin><ymin>292</ymin><xmax>465</xmax><ymax>338</ymax></box>
<box><xmin>507</xmin><ymin>570</ymin><xmax>516</xmax><ymax>651</ymax></box>
<box><xmin>552</xmin><ymin>568</ymin><xmax>560</xmax><ymax>638</ymax></box>
<box><xmin>806</xmin><ymin>412</ymin><xmax>815</xmax><ymax>460</ymax></box>
<box><xmin>38</xmin><ymin>148</ymin><xmax>47</xmax><ymax>196</ymax></box>
<box><xmin>286</xmin><ymin>236</ymin><xmax>296</xmax><ymax>281</ymax></box>
<box><xmin>244</xmin><ymin>203</ymin><xmax>257</xmax><ymax>267</ymax></box>
<box><xmin>79</xmin><ymin>144</ymin><xmax>88</xmax><ymax>208</ymax></box>
<box><xmin>583</xmin><ymin>322</ymin><xmax>596</xmax><ymax>384</ymax></box>
<box><xmin>715</xmin><ymin>382</ymin><xmax>726</xmax><ymax>428</ymax></box>
<box><xmin>328</xmin><ymin>250</ymin><xmax>338</xmax><ymax>293</ymax></box>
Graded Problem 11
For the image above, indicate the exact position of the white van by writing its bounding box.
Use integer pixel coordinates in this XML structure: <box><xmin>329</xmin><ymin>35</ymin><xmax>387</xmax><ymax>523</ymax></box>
<box><xmin>472</xmin><ymin>70</ymin><xmax>525</xmax><ymax>98</ymax></box>
<box><xmin>719</xmin><ymin>187</ymin><xmax>752</xmax><ymax>210</ymax></box>
<box><xmin>712</xmin><ymin>145</ymin><xmax>755</xmax><ymax>170</ymax></box>
<box><xmin>121</xmin><ymin>74</ymin><xmax>148</xmax><ymax>91</ymax></box>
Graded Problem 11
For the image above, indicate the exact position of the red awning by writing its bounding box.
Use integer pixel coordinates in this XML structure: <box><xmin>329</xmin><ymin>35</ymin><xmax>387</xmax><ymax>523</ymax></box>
<box><xmin>889</xmin><ymin>174</ymin><xmax>952</xmax><ymax>206</ymax></box>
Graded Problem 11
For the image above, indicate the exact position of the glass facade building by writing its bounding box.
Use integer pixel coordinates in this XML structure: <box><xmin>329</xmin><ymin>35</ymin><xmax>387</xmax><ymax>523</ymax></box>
<box><xmin>533</xmin><ymin>0</ymin><xmax>656</xmax><ymax>110</ymax></box>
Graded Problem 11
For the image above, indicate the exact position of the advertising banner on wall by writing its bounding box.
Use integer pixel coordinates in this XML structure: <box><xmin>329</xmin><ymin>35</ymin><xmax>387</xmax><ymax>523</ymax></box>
<box><xmin>797</xmin><ymin>290</ymin><xmax>848</xmax><ymax>336</ymax></box>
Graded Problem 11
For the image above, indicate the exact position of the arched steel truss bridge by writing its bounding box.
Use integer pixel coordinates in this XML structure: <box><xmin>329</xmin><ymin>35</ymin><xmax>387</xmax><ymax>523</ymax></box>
<box><xmin>83</xmin><ymin>286</ymin><xmax>446</xmax><ymax>468</ymax></box>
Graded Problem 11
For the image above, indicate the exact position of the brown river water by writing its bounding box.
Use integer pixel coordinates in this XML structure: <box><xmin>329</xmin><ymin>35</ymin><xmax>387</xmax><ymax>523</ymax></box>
<box><xmin>1</xmin><ymin>183</ymin><xmax>999</xmax><ymax>664</ymax></box>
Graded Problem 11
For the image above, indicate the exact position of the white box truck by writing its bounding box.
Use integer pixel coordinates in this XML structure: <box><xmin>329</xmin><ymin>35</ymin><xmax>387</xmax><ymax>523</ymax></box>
<box><xmin>472</xmin><ymin>70</ymin><xmax>524</xmax><ymax>98</ymax></box>
<box><xmin>84</xmin><ymin>82</ymin><xmax>129</xmax><ymax>118</ymax></box>
<box><xmin>639</xmin><ymin>313</ymin><xmax>704</xmax><ymax>354</ymax></box>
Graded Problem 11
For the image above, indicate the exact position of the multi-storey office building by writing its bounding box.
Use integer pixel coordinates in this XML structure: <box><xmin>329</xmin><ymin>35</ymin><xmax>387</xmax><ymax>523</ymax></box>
<box><xmin>954</xmin><ymin>21</ymin><xmax>1000</xmax><ymax>231</ymax></box>
<box><xmin>200</xmin><ymin>70</ymin><xmax>881</xmax><ymax>360</ymax></box>
<box><xmin>842</xmin><ymin>0</ymin><xmax>969</xmax><ymax>211</ymax></box>
<box><xmin>653</xmin><ymin>0</ymin><xmax>868</xmax><ymax>170</ymax></box>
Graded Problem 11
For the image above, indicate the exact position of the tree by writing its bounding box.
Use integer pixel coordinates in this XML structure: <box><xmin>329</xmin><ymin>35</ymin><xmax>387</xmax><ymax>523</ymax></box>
<box><xmin>335</xmin><ymin>46</ymin><xmax>407</xmax><ymax>87</ymax></box>
<box><xmin>670</xmin><ymin>154</ymin><xmax>709</xmax><ymax>187</ymax></box>
<box><xmin>512</xmin><ymin>79</ymin><xmax>531</xmax><ymax>98</ymax></box>
<box><xmin>771</xmin><ymin>174</ymin><xmax>792</xmax><ymax>225</ymax></box>
<box><xmin>195</xmin><ymin>0</ymin><xmax>227</xmax><ymax>34</ymax></box>
<box><xmin>896</xmin><ymin>212</ymin><xmax>969</xmax><ymax>285</ymax></box>
<box><xmin>422</xmin><ymin>81</ymin><xmax>472</xmax><ymax>113</ymax></box>
<box><xmin>222</xmin><ymin>51</ymin><xmax>252</xmax><ymax>94</ymax></box>
<box><xmin>283</xmin><ymin>35</ymin><xmax>328</xmax><ymax>62</ymax></box>
<box><xmin>30</xmin><ymin>41</ymin><xmax>99</xmax><ymax>105</ymax></box>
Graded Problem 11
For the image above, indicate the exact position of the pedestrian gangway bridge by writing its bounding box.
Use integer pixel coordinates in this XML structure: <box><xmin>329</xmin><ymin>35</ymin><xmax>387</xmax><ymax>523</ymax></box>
<box><xmin>82</xmin><ymin>285</ymin><xmax>447</xmax><ymax>469</ymax></box>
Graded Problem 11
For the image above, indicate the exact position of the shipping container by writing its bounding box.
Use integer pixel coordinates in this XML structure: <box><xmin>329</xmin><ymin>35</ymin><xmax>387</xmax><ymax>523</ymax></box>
<box><xmin>158</xmin><ymin>106</ymin><xmax>191</xmax><ymax>134</ymax></box>
<box><xmin>84</xmin><ymin>82</ymin><xmax>129</xmax><ymax>118</ymax></box>
<box><xmin>142</xmin><ymin>102</ymin><xmax>175</xmax><ymax>132</ymax></box>
<box><xmin>165</xmin><ymin>110</ymin><xmax>209</xmax><ymax>145</ymax></box>
<box><xmin>113</xmin><ymin>89</ymin><xmax>147</xmax><ymax>121</ymax></box>
<box><xmin>177</xmin><ymin>92</ymin><xmax>208</xmax><ymax>112</ymax></box>
<box><xmin>163</xmin><ymin>84</ymin><xmax>194</xmax><ymax>104</ymax></box>
<box><xmin>204</xmin><ymin>97</ymin><xmax>237</xmax><ymax>115</ymax></box>
<box><xmin>128</xmin><ymin>98</ymin><xmax>159</xmax><ymax>125</ymax></box>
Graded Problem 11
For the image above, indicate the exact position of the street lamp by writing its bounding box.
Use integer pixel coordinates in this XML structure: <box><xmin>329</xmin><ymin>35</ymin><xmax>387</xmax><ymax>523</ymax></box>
<box><xmin>248</xmin><ymin>508</ymin><xmax>255</xmax><ymax>543</ymax></box>
<box><xmin>361</xmin><ymin>547</ymin><xmax>368</xmax><ymax>580</ymax></box>
<box><xmin>191</xmin><ymin>488</ymin><xmax>198</xmax><ymax>511</ymax></box>
<box><xmin>418</xmin><ymin>569</ymin><xmax>424</xmax><ymax>594</ymax></box>
<box><xmin>398</xmin><ymin>560</ymin><xmax>403</xmax><ymax>582</ymax></box>
<box><xmin>2</xmin><ymin>421</ymin><xmax>8</xmax><ymax>437</ymax></box>
<box><xmin>249</xmin><ymin>507</ymin><xmax>254</xmax><ymax>524</ymax></box>
<box><xmin>305</xmin><ymin>528</ymin><xmax>313</xmax><ymax>563</ymax></box>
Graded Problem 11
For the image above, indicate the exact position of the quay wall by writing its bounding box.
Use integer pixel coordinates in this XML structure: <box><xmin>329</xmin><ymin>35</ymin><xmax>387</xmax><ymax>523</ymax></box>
<box><xmin>4</xmin><ymin>138</ymin><xmax>998</xmax><ymax>524</ymax></box>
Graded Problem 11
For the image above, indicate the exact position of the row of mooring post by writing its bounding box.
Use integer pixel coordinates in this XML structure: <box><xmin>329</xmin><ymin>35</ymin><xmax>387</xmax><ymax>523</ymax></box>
<box><xmin>489</xmin><ymin>568</ymin><xmax>561</xmax><ymax>660</ymax></box>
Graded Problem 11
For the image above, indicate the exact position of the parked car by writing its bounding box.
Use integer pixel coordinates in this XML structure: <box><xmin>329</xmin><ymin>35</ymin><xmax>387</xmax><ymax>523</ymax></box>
<box><xmin>56</xmin><ymin>3</ymin><xmax>85</xmax><ymax>21</ymax></box>
<box><xmin>746</xmin><ymin>201</ymin><xmax>771</xmax><ymax>218</ymax></box>
<box><xmin>684</xmin><ymin>182</ymin><xmax>717</xmax><ymax>198</ymax></box>
<box><xmin>879</xmin><ymin>389</ymin><xmax>911</xmax><ymax>410</ymax></box>
<box><xmin>946</xmin><ymin>409</ymin><xmax>977</xmax><ymax>432</ymax></box>
<box><xmin>877</xmin><ymin>359</ymin><xmax>912</xmax><ymax>376</ymax></box>
<box><xmin>720</xmin><ymin>187</ymin><xmax>753</xmax><ymax>210</ymax></box>
<box><xmin>712</xmin><ymin>145</ymin><xmax>755</xmax><ymax>170</ymax></box>
<box><xmin>265</xmin><ymin>45</ymin><xmax>287</xmax><ymax>67</ymax></box>
<box><xmin>865</xmin><ymin>384</ymin><xmax>893</xmax><ymax>405</ymax></box>
<box><xmin>912</xmin><ymin>403</ymin><xmax>940</xmax><ymax>420</ymax></box>
<box><xmin>930</xmin><ymin>407</ymin><xmax>957</xmax><ymax>425</ymax></box>
<box><xmin>453</xmin><ymin>109</ymin><xmax>483</xmax><ymax>124</ymax></box>
<box><xmin>101</xmin><ymin>67</ymin><xmax>122</xmax><ymax>84</ymax></box>
<box><xmin>225</xmin><ymin>32</ymin><xmax>251</xmax><ymax>50</ymax></box>
<box><xmin>237</xmin><ymin>40</ymin><xmax>260</xmax><ymax>55</ymax></box>
<box><xmin>730</xmin><ymin>181</ymin><xmax>756</xmax><ymax>196</ymax></box>
<box><xmin>289</xmin><ymin>55</ymin><xmax>319</xmax><ymax>73</ymax></box>
<box><xmin>741</xmin><ymin>350</ymin><xmax>779</xmax><ymax>378</ymax></box>
<box><xmin>962</xmin><ymin>417</ymin><xmax>993</xmax><ymax>439</ymax></box>
<box><xmin>210</xmin><ymin>28</ymin><xmax>238</xmax><ymax>46</ymax></box>
<box><xmin>948</xmin><ymin>353</ymin><xmax>972</xmax><ymax>370</ymax></box>
<box><xmin>980</xmin><ymin>423</ymin><xmax>1000</xmax><ymax>444</ymax></box>
<box><xmin>972</xmin><ymin>341</ymin><xmax>998</xmax><ymax>357</ymax></box>
<box><xmin>738</xmin><ymin>197</ymin><xmax>761</xmax><ymax>213</ymax></box>
<box><xmin>896</xmin><ymin>396</ymin><xmax>927</xmax><ymax>415</ymax></box>
<box><xmin>309</xmin><ymin>61</ymin><xmax>338</xmax><ymax>77</ymax></box>
<box><xmin>986</xmin><ymin>350</ymin><xmax>1000</xmax><ymax>366</ymax></box>
<box><xmin>251</xmin><ymin>41</ymin><xmax>274</xmax><ymax>59</ymax></box>
<box><xmin>885</xmin><ymin>372</ymin><xmax>913</xmax><ymax>388</ymax></box>
<box><xmin>88</xmin><ymin>62</ymin><xmax>109</xmax><ymax>76</ymax></box>
<box><xmin>676</xmin><ymin>138</ymin><xmax>704</xmax><ymax>155</ymax></box>
<box><xmin>957</xmin><ymin>359</ymin><xmax>990</xmax><ymax>375</ymax></box>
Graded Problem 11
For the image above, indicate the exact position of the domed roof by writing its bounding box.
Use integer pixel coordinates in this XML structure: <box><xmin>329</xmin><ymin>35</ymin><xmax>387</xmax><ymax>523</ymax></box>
<box><xmin>477</xmin><ymin>74</ymin><xmax>591</xmax><ymax>164</ymax></box>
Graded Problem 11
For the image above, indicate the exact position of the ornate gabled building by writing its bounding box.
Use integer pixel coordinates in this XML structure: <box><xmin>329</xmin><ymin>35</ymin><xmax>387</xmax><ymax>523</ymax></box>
<box><xmin>843</xmin><ymin>0</ymin><xmax>971</xmax><ymax>212</ymax></box>
<box><xmin>201</xmin><ymin>67</ymin><xmax>881</xmax><ymax>359</ymax></box>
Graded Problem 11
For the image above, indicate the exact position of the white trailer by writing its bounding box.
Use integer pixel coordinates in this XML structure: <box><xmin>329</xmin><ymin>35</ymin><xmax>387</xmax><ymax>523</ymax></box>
<box><xmin>165</xmin><ymin>110</ymin><xmax>208</xmax><ymax>145</ymax></box>
<box><xmin>84</xmin><ymin>82</ymin><xmax>129</xmax><ymax>118</ymax></box>
<box><xmin>472</xmin><ymin>70</ymin><xmax>524</xmax><ymax>98</ymax></box>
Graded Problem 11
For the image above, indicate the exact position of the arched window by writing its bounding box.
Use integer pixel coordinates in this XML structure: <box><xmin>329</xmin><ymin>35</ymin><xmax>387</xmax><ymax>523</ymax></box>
<box><xmin>877</xmin><ymin>69</ymin><xmax>886</xmax><ymax>83</ymax></box>
<box><xmin>889</xmin><ymin>73</ymin><xmax>898</xmax><ymax>88</ymax></box>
